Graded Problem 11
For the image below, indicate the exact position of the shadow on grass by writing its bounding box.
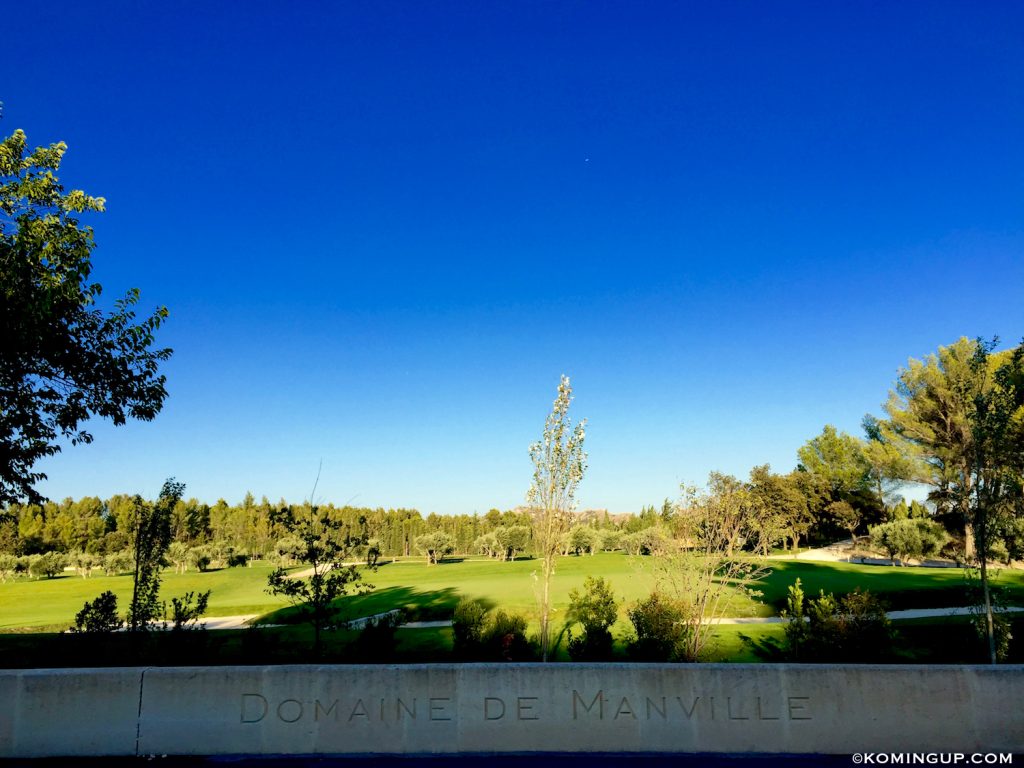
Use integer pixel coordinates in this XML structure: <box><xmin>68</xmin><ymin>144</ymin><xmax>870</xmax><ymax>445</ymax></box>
<box><xmin>756</xmin><ymin>560</ymin><xmax>1024</xmax><ymax>612</ymax></box>
<box><xmin>256</xmin><ymin>585</ymin><xmax>478</xmax><ymax>626</ymax></box>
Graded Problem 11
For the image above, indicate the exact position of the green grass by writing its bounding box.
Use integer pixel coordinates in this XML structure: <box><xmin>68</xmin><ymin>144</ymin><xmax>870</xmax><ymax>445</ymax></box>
<box><xmin>0</xmin><ymin>561</ymin><xmax>292</xmax><ymax>631</ymax></box>
<box><xmin>2</xmin><ymin>551</ymin><xmax>1023</xmax><ymax>666</ymax></box>
<box><xmin>3</xmin><ymin>552</ymin><xmax>1023</xmax><ymax>635</ymax></box>
<box><xmin>757</xmin><ymin>559</ymin><xmax>1024</xmax><ymax>611</ymax></box>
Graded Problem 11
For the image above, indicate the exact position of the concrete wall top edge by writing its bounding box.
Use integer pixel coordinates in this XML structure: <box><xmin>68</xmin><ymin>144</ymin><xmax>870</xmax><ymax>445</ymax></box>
<box><xmin>10</xmin><ymin>662</ymin><xmax>1022</xmax><ymax>674</ymax></box>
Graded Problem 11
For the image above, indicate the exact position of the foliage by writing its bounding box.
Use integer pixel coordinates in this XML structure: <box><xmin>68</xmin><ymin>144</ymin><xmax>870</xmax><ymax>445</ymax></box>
<box><xmin>626</xmin><ymin>592</ymin><xmax>688</xmax><ymax>661</ymax></box>
<box><xmin>452</xmin><ymin>597</ymin><xmax>489</xmax><ymax>657</ymax></box>
<box><xmin>566</xmin><ymin>575</ymin><xmax>619</xmax><ymax>660</ymax></box>
<box><xmin>365</xmin><ymin>538</ymin><xmax>381</xmax><ymax>567</ymax></box>
<box><xmin>102</xmin><ymin>550</ymin><xmax>133</xmax><ymax>576</ymax></box>
<box><xmin>70</xmin><ymin>590</ymin><xmax>121</xmax><ymax>633</ymax></box>
<box><xmin>647</xmin><ymin>478</ymin><xmax>770</xmax><ymax>661</ymax></box>
<box><xmin>350</xmin><ymin>611</ymin><xmax>405</xmax><ymax>661</ymax></box>
<box><xmin>0</xmin><ymin>552</ymin><xmax>16</xmax><ymax>581</ymax></box>
<box><xmin>266</xmin><ymin>502</ymin><xmax>369</xmax><ymax>658</ymax></box>
<box><xmin>127</xmin><ymin>479</ymin><xmax>183</xmax><ymax>631</ymax></box>
<box><xmin>883</xmin><ymin>338</ymin><xmax>999</xmax><ymax>555</ymax></box>
<box><xmin>70</xmin><ymin>551</ymin><xmax>98</xmax><ymax>578</ymax></box>
<box><xmin>414</xmin><ymin>531</ymin><xmax>454</xmax><ymax>565</ymax></box>
<box><xmin>0</xmin><ymin>129</ymin><xmax>171</xmax><ymax>505</ymax></box>
<box><xmin>494</xmin><ymin>524</ymin><xmax>531</xmax><ymax>561</ymax></box>
<box><xmin>189</xmin><ymin>545</ymin><xmax>213</xmax><ymax>572</ymax></box>
<box><xmin>797</xmin><ymin>425</ymin><xmax>871</xmax><ymax>498</ymax></box>
<box><xmin>779</xmin><ymin>578</ymin><xmax>895</xmax><ymax>662</ymax></box>
<box><xmin>28</xmin><ymin>551</ymin><xmax>65</xmax><ymax>579</ymax></box>
<box><xmin>861</xmin><ymin>414</ymin><xmax>916</xmax><ymax>504</ymax></box>
<box><xmin>566</xmin><ymin>525</ymin><xmax>599</xmax><ymax>556</ymax></box>
<box><xmin>747</xmin><ymin>465</ymin><xmax>812</xmax><ymax>554</ymax></box>
<box><xmin>449</xmin><ymin>598</ymin><xmax>533</xmax><ymax>661</ymax></box>
<box><xmin>963</xmin><ymin>567</ymin><xmax>1016</xmax><ymax>663</ymax></box>
<box><xmin>480</xmin><ymin>609</ymin><xmax>534</xmax><ymax>661</ymax></box>
<box><xmin>527</xmin><ymin>375</ymin><xmax>587</xmax><ymax>661</ymax></box>
<box><xmin>869</xmin><ymin>518</ymin><xmax>949</xmax><ymax>565</ymax></box>
<box><xmin>168</xmin><ymin>590</ymin><xmax>211</xmax><ymax>631</ymax></box>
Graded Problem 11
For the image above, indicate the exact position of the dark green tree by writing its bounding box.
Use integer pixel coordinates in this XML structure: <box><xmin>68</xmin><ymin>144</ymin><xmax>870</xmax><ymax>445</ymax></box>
<box><xmin>0</xmin><ymin>129</ymin><xmax>172</xmax><ymax>505</ymax></box>
<box><xmin>266</xmin><ymin>502</ymin><xmax>368</xmax><ymax>658</ymax></box>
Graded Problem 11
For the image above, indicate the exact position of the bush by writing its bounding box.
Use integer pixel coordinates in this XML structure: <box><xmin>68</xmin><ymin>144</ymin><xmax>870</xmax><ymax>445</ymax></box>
<box><xmin>71</xmin><ymin>591</ymin><xmax>122</xmax><ymax>633</ymax></box>
<box><xmin>452</xmin><ymin>597</ymin><xmax>489</xmax><ymax>657</ymax></box>
<box><xmin>169</xmin><ymin>590</ymin><xmax>212</xmax><ymax>630</ymax></box>
<box><xmin>189</xmin><ymin>546</ymin><xmax>214</xmax><ymax>572</ymax></box>
<box><xmin>567</xmin><ymin>576</ymin><xmax>619</xmax><ymax>660</ymax></box>
<box><xmin>626</xmin><ymin>592</ymin><xmax>689</xmax><ymax>661</ymax></box>
<box><xmin>480</xmin><ymin>610</ymin><xmax>533</xmax><ymax>661</ymax></box>
<box><xmin>226</xmin><ymin>552</ymin><xmax>249</xmax><ymax>568</ymax></box>
<box><xmin>350</xmin><ymin>611</ymin><xmax>405</xmax><ymax>661</ymax></box>
<box><xmin>782</xmin><ymin>578</ymin><xmax>894</xmax><ymax>662</ymax></box>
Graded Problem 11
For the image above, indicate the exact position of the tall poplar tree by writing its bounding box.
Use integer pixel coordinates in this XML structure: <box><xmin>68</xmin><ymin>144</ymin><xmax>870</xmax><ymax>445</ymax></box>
<box><xmin>528</xmin><ymin>375</ymin><xmax>587</xmax><ymax>662</ymax></box>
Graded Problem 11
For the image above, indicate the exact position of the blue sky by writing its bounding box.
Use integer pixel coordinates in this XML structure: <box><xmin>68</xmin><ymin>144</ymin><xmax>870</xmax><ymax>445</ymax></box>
<box><xmin>6</xmin><ymin>1</ymin><xmax>1023</xmax><ymax>513</ymax></box>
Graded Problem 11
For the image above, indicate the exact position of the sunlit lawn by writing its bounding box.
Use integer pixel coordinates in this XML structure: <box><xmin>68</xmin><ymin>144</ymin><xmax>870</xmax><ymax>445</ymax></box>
<box><xmin>3</xmin><ymin>552</ymin><xmax>1023</xmax><ymax>634</ymax></box>
<box><xmin>0</xmin><ymin>561</ymin><xmax>291</xmax><ymax>631</ymax></box>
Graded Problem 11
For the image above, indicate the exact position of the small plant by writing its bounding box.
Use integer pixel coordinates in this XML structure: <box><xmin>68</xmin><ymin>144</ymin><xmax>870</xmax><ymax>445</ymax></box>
<box><xmin>169</xmin><ymin>590</ymin><xmax>212</xmax><ymax>630</ymax></box>
<box><xmin>71</xmin><ymin>591</ymin><xmax>122</xmax><ymax>633</ymax></box>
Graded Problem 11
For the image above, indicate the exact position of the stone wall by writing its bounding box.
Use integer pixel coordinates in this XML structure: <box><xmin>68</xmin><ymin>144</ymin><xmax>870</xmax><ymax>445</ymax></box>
<box><xmin>1</xmin><ymin>664</ymin><xmax>1021</xmax><ymax>757</ymax></box>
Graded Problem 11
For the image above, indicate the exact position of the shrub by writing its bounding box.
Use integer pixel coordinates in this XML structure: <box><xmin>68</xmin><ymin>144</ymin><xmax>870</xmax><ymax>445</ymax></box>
<box><xmin>480</xmin><ymin>610</ymin><xmax>533</xmax><ymax>661</ymax></box>
<box><xmin>226</xmin><ymin>552</ymin><xmax>249</xmax><ymax>568</ymax></box>
<box><xmin>626</xmin><ymin>592</ymin><xmax>689</xmax><ymax>661</ymax></box>
<box><xmin>351</xmin><ymin>611</ymin><xmax>405</xmax><ymax>661</ymax></box>
<box><xmin>189</xmin><ymin>546</ymin><xmax>213</xmax><ymax>572</ymax></box>
<box><xmin>169</xmin><ymin>590</ymin><xmax>212</xmax><ymax>630</ymax></box>
<box><xmin>782</xmin><ymin>578</ymin><xmax>894</xmax><ymax>662</ymax></box>
<box><xmin>71</xmin><ymin>591</ymin><xmax>122</xmax><ymax>633</ymax></box>
<box><xmin>567</xmin><ymin>576</ymin><xmax>619</xmax><ymax>660</ymax></box>
<box><xmin>452</xmin><ymin>597</ymin><xmax>489</xmax><ymax>658</ymax></box>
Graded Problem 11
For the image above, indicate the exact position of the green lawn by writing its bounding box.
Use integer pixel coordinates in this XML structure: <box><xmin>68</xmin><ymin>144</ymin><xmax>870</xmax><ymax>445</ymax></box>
<box><xmin>0</xmin><ymin>561</ymin><xmax>292</xmax><ymax>631</ymax></box>
<box><xmin>3</xmin><ymin>552</ymin><xmax>1023</xmax><ymax>634</ymax></box>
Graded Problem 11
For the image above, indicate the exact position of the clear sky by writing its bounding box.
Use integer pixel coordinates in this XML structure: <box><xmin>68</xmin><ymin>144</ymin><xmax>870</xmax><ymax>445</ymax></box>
<box><xmin>6</xmin><ymin>1</ymin><xmax>1023</xmax><ymax>514</ymax></box>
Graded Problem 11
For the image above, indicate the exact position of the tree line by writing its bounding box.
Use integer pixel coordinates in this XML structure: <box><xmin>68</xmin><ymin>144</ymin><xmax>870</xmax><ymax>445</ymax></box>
<box><xmin>3</xmin><ymin>337</ymin><xmax>1022</xmax><ymax>580</ymax></box>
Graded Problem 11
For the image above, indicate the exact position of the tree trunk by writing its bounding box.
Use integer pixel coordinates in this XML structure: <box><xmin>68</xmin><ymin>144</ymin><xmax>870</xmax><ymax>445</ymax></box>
<box><xmin>540</xmin><ymin>559</ymin><xmax>551</xmax><ymax>662</ymax></box>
